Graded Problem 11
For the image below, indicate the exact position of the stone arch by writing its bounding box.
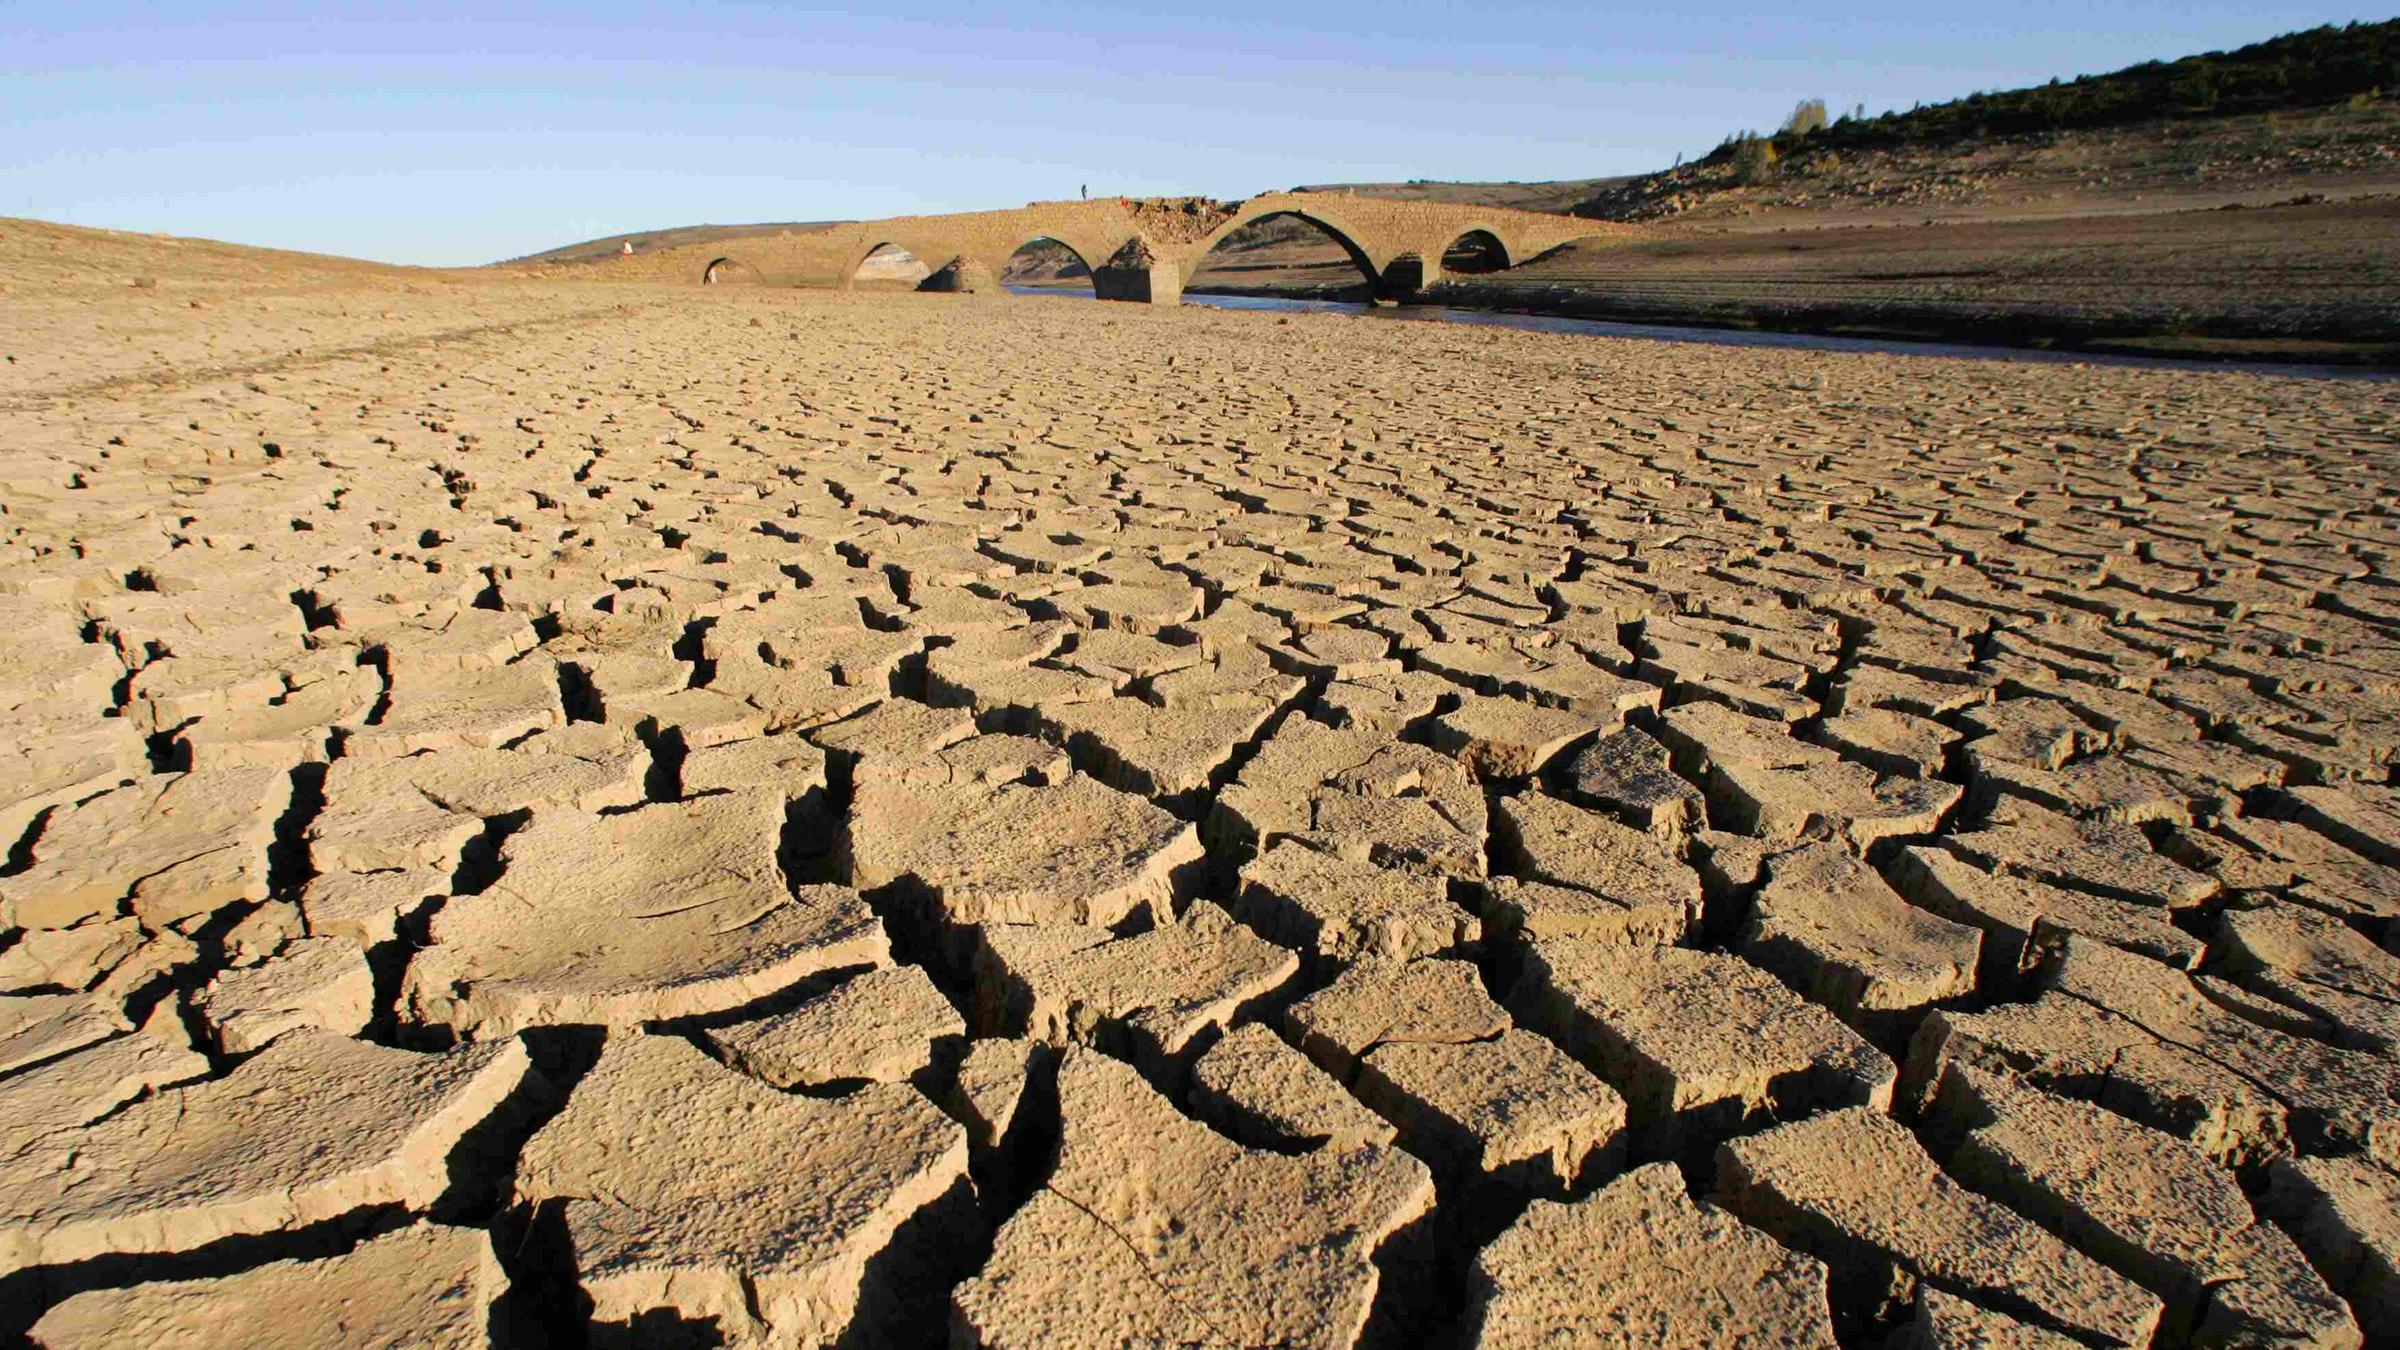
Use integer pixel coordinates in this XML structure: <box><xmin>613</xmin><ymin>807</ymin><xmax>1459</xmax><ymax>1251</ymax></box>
<box><xmin>1000</xmin><ymin>234</ymin><xmax>1097</xmax><ymax>291</ymax></box>
<box><xmin>1441</xmin><ymin>228</ymin><xmax>1511</xmax><ymax>273</ymax></box>
<box><xmin>1189</xmin><ymin>207</ymin><xmax>1385</xmax><ymax>297</ymax></box>
<box><xmin>845</xmin><ymin>240</ymin><xmax>934</xmax><ymax>289</ymax></box>
<box><xmin>701</xmin><ymin>256</ymin><xmax>761</xmax><ymax>285</ymax></box>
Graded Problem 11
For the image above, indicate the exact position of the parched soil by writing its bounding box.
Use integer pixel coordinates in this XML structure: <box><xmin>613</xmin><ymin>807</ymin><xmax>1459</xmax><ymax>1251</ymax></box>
<box><xmin>4</xmin><ymin>250</ymin><xmax>2400</xmax><ymax>1350</ymax></box>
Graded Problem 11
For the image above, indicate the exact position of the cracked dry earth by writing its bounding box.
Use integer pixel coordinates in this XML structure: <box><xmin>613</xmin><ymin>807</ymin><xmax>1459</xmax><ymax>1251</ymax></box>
<box><xmin>1</xmin><ymin>282</ymin><xmax>2398</xmax><ymax>1350</ymax></box>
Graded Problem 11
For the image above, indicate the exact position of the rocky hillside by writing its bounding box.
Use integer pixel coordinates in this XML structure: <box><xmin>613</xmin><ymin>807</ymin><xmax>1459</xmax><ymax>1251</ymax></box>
<box><xmin>1569</xmin><ymin>100</ymin><xmax>2399</xmax><ymax>227</ymax></box>
<box><xmin>1808</xmin><ymin>19</ymin><xmax>2398</xmax><ymax>149</ymax></box>
<box><xmin>1571</xmin><ymin>20</ymin><xmax>2400</xmax><ymax>226</ymax></box>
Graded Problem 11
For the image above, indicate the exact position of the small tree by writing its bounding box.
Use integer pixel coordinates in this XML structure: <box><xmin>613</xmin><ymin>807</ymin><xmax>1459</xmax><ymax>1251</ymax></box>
<box><xmin>1732</xmin><ymin>134</ymin><xmax>1779</xmax><ymax>184</ymax></box>
<box><xmin>1782</xmin><ymin>98</ymin><xmax>1830</xmax><ymax>137</ymax></box>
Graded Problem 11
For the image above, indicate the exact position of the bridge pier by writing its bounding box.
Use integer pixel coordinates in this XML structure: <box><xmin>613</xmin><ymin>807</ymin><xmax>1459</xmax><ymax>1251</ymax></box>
<box><xmin>1090</xmin><ymin>237</ymin><xmax>1182</xmax><ymax>306</ymax></box>
<box><xmin>1375</xmin><ymin>256</ymin><xmax>1438</xmax><ymax>300</ymax></box>
<box><xmin>1093</xmin><ymin>259</ymin><xmax>1182</xmax><ymax>306</ymax></box>
<box><xmin>918</xmin><ymin>256</ymin><xmax>999</xmax><ymax>294</ymax></box>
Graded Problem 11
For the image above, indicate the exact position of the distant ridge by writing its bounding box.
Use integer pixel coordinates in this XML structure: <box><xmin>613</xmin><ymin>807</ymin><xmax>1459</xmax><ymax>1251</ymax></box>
<box><xmin>500</xmin><ymin>220</ymin><xmax>845</xmax><ymax>268</ymax></box>
<box><xmin>1782</xmin><ymin>18</ymin><xmax>2400</xmax><ymax>154</ymax></box>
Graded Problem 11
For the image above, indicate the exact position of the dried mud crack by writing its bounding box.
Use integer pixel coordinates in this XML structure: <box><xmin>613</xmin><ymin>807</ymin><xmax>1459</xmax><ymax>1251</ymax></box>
<box><xmin>1</xmin><ymin>278</ymin><xmax>2397</xmax><ymax>1350</ymax></box>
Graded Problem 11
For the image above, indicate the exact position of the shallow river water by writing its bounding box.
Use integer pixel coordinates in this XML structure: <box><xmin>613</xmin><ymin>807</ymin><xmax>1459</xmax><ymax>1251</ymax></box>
<box><xmin>1005</xmin><ymin>285</ymin><xmax>2391</xmax><ymax>381</ymax></box>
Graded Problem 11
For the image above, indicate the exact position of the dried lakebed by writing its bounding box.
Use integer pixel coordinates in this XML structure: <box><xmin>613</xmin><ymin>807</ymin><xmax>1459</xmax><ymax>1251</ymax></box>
<box><xmin>2</xmin><ymin>283</ymin><xmax>2398</xmax><ymax>1349</ymax></box>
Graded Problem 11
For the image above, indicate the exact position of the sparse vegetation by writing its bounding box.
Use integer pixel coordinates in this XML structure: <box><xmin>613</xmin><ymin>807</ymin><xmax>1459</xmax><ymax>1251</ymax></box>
<box><xmin>1730</xmin><ymin>135</ymin><xmax>1780</xmax><ymax>185</ymax></box>
<box><xmin>1705</xmin><ymin>18</ymin><xmax>2398</xmax><ymax>169</ymax></box>
<box><xmin>1781</xmin><ymin>99</ymin><xmax>1829</xmax><ymax>138</ymax></box>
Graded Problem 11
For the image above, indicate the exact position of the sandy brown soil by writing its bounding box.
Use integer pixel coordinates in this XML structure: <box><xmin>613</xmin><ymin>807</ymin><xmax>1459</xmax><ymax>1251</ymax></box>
<box><xmin>4</xmin><ymin>241</ymin><xmax>2400</xmax><ymax>1349</ymax></box>
<box><xmin>0</xmin><ymin>217</ymin><xmax>640</xmax><ymax>399</ymax></box>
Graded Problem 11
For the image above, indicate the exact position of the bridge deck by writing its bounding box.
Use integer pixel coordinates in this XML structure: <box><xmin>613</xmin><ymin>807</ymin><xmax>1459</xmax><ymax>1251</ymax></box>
<box><xmin>592</xmin><ymin>193</ymin><xmax>1630</xmax><ymax>301</ymax></box>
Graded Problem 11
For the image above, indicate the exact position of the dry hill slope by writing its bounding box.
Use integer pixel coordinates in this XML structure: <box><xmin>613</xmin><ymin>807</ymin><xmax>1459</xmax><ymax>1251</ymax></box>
<box><xmin>503</xmin><ymin>219</ymin><xmax>846</xmax><ymax>268</ymax></box>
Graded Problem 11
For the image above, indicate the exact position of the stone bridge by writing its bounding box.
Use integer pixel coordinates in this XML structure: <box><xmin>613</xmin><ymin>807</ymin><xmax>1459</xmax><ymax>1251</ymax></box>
<box><xmin>594</xmin><ymin>193</ymin><xmax>1626</xmax><ymax>304</ymax></box>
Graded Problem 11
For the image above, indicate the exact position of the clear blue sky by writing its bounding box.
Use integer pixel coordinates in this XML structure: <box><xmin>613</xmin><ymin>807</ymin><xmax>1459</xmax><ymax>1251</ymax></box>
<box><xmin>3</xmin><ymin>2</ymin><xmax>2379</xmax><ymax>266</ymax></box>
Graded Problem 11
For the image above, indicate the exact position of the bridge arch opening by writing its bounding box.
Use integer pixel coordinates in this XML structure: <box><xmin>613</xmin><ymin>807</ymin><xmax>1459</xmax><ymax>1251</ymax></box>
<box><xmin>1189</xmin><ymin>211</ymin><xmax>1377</xmax><ymax>302</ymax></box>
<box><xmin>1001</xmin><ymin>236</ymin><xmax>1094</xmax><ymax>295</ymax></box>
<box><xmin>702</xmin><ymin>256</ymin><xmax>761</xmax><ymax>285</ymax></box>
<box><xmin>1442</xmin><ymin>229</ymin><xmax>1510</xmax><ymax>275</ymax></box>
<box><xmin>851</xmin><ymin>242</ymin><xmax>931</xmax><ymax>289</ymax></box>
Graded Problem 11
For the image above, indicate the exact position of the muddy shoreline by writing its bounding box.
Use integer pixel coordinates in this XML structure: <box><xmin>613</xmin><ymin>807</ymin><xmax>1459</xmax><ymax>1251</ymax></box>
<box><xmin>1170</xmin><ymin>281</ymin><xmax>2400</xmax><ymax>368</ymax></box>
<box><xmin>1178</xmin><ymin>194</ymin><xmax>2400</xmax><ymax>368</ymax></box>
<box><xmin>1401</xmin><ymin>283</ymin><xmax>2400</xmax><ymax>368</ymax></box>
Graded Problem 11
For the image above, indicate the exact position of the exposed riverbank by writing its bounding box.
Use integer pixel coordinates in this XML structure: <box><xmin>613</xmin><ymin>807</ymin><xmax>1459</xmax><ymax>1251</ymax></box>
<box><xmin>1171</xmin><ymin>193</ymin><xmax>2400</xmax><ymax>368</ymax></box>
<box><xmin>1169</xmin><ymin>293</ymin><xmax>2396</xmax><ymax>380</ymax></box>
